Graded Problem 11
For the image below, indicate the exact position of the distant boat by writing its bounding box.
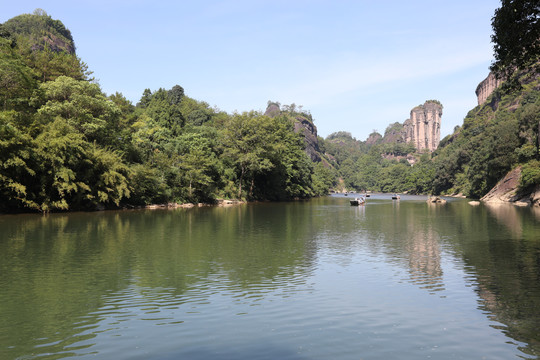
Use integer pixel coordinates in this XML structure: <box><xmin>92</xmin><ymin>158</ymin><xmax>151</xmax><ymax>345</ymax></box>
<box><xmin>392</xmin><ymin>194</ymin><xmax>400</xmax><ymax>200</ymax></box>
<box><xmin>350</xmin><ymin>197</ymin><xmax>366</xmax><ymax>206</ymax></box>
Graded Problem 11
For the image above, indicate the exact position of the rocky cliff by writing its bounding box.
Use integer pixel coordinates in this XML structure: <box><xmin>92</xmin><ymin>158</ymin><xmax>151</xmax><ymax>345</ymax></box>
<box><xmin>402</xmin><ymin>101</ymin><xmax>442</xmax><ymax>152</ymax></box>
<box><xmin>264</xmin><ymin>103</ymin><xmax>322</xmax><ymax>162</ymax></box>
<box><xmin>475</xmin><ymin>72</ymin><xmax>502</xmax><ymax>105</ymax></box>
<box><xmin>481</xmin><ymin>166</ymin><xmax>540</xmax><ymax>206</ymax></box>
<box><xmin>375</xmin><ymin>101</ymin><xmax>442</xmax><ymax>152</ymax></box>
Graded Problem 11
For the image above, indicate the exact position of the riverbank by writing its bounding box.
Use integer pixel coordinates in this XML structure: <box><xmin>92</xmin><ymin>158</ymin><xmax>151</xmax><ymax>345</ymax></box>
<box><xmin>142</xmin><ymin>199</ymin><xmax>246</xmax><ymax>209</ymax></box>
<box><xmin>481</xmin><ymin>167</ymin><xmax>540</xmax><ymax>207</ymax></box>
<box><xmin>0</xmin><ymin>199</ymin><xmax>247</xmax><ymax>215</ymax></box>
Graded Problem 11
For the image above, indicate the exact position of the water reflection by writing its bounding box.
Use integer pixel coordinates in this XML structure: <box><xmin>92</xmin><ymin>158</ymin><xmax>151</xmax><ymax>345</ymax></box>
<box><xmin>1</xmin><ymin>198</ymin><xmax>540</xmax><ymax>359</ymax></box>
<box><xmin>485</xmin><ymin>202</ymin><xmax>523</xmax><ymax>236</ymax></box>
<box><xmin>0</xmin><ymin>206</ymin><xmax>319</xmax><ymax>359</ymax></box>
<box><xmin>363</xmin><ymin>199</ymin><xmax>445</xmax><ymax>294</ymax></box>
<box><xmin>442</xmin><ymin>201</ymin><xmax>540</xmax><ymax>358</ymax></box>
<box><xmin>404</xmin><ymin>226</ymin><xmax>443</xmax><ymax>293</ymax></box>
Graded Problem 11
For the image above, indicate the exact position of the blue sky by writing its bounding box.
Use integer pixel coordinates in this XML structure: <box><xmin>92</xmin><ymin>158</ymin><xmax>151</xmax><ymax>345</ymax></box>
<box><xmin>2</xmin><ymin>0</ymin><xmax>501</xmax><ymax>140</ymax></box>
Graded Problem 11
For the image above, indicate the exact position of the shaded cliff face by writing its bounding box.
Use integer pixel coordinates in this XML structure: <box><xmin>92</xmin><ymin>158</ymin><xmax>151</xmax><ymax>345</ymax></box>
<box><xmin>293</xmin><ymin>116</ymin><xmax>321</xmax><ymax>162</ymax></box>
<box><xmin>264</xmin><ymin>103</ymin><xmax>322</xmax><ymax>162</ymax></box>
<box><xmin>475</xmin><ymin>72</ymin><xmax>502</xmax><ymax>105</ymax></box>
<box><xmin>403</xmin><ymin>101</ymin><xmax>443</xmax><ymax>152</ymax></box>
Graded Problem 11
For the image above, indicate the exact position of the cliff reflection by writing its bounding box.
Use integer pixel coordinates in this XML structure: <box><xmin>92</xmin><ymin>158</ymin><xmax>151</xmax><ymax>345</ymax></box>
<box><xmin>442</xmin><ymin>201</ymin><xmax>540</xmax><ymax>358</ymax></box>
<box><xmin>484</xmin><ymin>203</ymin><xmax>523</xmax><ymax>237</ymax></box>
<box><xmin>334</xmin><ymin>197</ymin><xmax>540</xmax><ymax>357</ymax></box>
<box><xmin>404</xmin><ymin>227</ymin><xmax>443</xmax><ymax>293</ymax></box>
<box><xmin>1</xmin><ymin>197</ymin><xmax>540</xmax><ymax>359</ymax></box>
<box><xmin>364</xmin><ymin>199</ymin><xmax>445</xmax><ymax>294</ymax></box>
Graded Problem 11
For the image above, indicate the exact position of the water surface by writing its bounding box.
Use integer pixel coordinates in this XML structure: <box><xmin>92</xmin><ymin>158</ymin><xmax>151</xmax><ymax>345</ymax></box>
<box><xmin>1</xmin><ymin>195</ymin><xmax>539</xmax><ymax>359</ymax></box>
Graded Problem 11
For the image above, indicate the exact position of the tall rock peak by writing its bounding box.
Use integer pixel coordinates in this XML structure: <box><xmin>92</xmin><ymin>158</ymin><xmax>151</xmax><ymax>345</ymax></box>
<box><xmin>402</xmin><ymin>100</ymin><xmax>443</xmax><ymax>152</ymax></box>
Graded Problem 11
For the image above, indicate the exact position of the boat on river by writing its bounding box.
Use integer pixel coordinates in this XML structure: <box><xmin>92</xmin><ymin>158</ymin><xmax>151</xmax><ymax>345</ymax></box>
<box><xmin>392</xmin><ymin>194</ymin><xmax>400</xmax><ymax>200</ymax></box>
<box><xmin>350</xmin><ymin>197</ymin><xmax>366</xmax><ymax>206</ymax></box>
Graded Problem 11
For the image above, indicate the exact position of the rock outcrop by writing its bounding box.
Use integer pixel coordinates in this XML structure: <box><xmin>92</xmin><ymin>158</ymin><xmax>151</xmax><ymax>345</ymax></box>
<box><xmin>481</xmin><ymin>166</ymin><xmax>540</xmax><ymax>206</ymax></box>
<box><xmin>381</xmin><ymin>122</ymin><xmax>404</xmax><ymax>144</ymax></box>
<box><xmin>264</xmin><ymin>103</ymin><xmax>322</xmax><ymax>162</ymax></box>
<box><xmin>293</xmin><ymin>116</ymin><xmax>321</xmax><ymax>162</ymax></box>
<box><xmin>475</xmin><ymin>72</ymin><xmax>503</xmax><ymax>106</ymax></box>
<box><xmin>402</xmin><ymin>101</ymin><xmax>442</xmax><ymax>152</ymax></box>
<box><xmin>365</xmin><ymin>132</ymin><xmax>382</xmax><ymax>146</ymax></box>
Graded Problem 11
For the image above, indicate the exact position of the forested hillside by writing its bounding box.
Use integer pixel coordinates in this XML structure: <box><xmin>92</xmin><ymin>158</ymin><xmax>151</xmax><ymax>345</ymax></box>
<box><xmin>322</xmin><ymin>129</ymin><xmax>433</xmax><ymax>194</ymax></box>
<box><xmin>431</xmin><ymin>72</ymin><xmax>539</xmax><ymax>199</ymax></box>
<box><xmin>321</xmin><ymin>72</ymin><xmax>539</xmax><ymax>199</ymax></box>
<box><xmin>0</xmin><ymin>10</ymin><xmax>333</xmax><ymax>213</ymax></box>
<box><xmin>321</xmin><ymin>0</ymin><xmax>539</xmax><ymax>203</ymax></box>
<box><xmin>1</xmin><ymin>1</ymin><xmax>538</xmax><ymax>213</ymax></box>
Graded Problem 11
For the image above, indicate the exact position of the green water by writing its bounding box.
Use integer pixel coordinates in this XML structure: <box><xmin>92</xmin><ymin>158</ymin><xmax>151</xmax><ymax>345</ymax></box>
<box><xmin>1</xmin><ymin>195</ymin><xmax>540</xmax><ymax>359</ymax></box>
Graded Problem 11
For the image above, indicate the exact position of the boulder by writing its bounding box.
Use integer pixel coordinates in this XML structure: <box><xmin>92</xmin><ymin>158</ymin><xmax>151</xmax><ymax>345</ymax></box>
<box><xmin>427</xmin><ymin>196</ymin><xmax>447</xmax><ymax>204</ymax></box>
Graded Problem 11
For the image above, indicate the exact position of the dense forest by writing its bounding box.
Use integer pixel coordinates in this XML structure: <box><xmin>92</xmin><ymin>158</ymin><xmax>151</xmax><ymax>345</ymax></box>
<box><xmin>0</xmin><ymin>10</ymin><xmax>334</xmax><ymax>212</ymax></box>
<box><xmin>1</xmin><ymin>1</ymin><xmax>539</xmax><ymax>213</ymax></box>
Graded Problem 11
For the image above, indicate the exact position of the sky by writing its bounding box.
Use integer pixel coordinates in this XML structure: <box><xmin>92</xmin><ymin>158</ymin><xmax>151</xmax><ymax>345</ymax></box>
<box><xmin>1</xmin><ymin>0</ymin><xmax>502</xmax><ymax>140</ymax></box>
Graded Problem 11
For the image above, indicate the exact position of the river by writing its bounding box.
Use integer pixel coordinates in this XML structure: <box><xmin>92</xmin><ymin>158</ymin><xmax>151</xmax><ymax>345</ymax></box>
<box><xmin>1</xmin><ymin>194</ymin><xmax>539</xmax><ymax>359</ymax></box>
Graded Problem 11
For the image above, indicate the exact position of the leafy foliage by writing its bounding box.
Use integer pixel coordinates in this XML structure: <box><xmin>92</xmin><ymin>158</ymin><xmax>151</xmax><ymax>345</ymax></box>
<box><xmin>431</xmin><ymin>71</ymin><xmax>540</xmax><ymax>198</ymax></box>
<box><xmin>4</xmin><ymin>6</ymin><xmax>539</xmax><ymax>213</ymax></box>
<box><xmin>520</xmin><ymin>160</ymin><xmax>540</xmax><ymax>190</ymax></box>
<box><xmin>490</xmin><ymin>0</ymin><xmax>540</xmax><ymax>79</ymax></box>
<box><xmin>0</xmin><ymin>10</ymin><xmax>331</xmax><ymax>212</ymax></box>
<box><xmin>0</xmin><ymin>37</ymin><xmax>37</xmax><ymax>111</ymax></box>
<box><xmin>3</xmin><ymin>11</ymin><xmax>91</xmax><ymax>82</ymax></box>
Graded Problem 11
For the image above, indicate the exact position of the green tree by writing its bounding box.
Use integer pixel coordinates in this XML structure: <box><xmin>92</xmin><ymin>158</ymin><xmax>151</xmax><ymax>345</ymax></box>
<box><xmin>142</xmin><ymin>88</ymin><xmax>185</xmax><ymax>135</ymax></box>
<box><xmin>168</xmin><ymin>85</ymin><xmax>184</xmax><ymax>105</ymax></box>
<box><xmin>128</xmin><ymin>164</ymin><xmax>168</xmax><ymax>205</ymax></box>
<box><xmin>491</xmin><ymin>0</ymin><xmax>540</xmax><ymax>79</ymax></box>
<box><xmin>137</xmin><ymin>88</ymin><xmax>152</xmax><ymax>108</ymax></box>
<box><xmin>221</xmin><ymin>112</ymin><xmax>274</xmax><ymax>199</ymax></box>
<box><xmin>0</xmin><ymin>37</ymin><xmax>37</xmax><ymax>111</ymax></box>
<box><xmin>26</xmin><ymin>46</ymin><xmax>90</xmax><ymax>82</ymax></box>
<box><xmin>255</xmin><ymin>115</ymin><xmax>314</xmax><ymax>200</ymax></box>
<box><xmin>0</xmin><ymin>110</ymin><xmax>38</xmax><ymax>210</ymax></box>
<box><xmin>520</xmin><ymin>159</ymin><xmax>540</xmax><ymax>190</ymax></box>
<box><xmin>177</xmin><ymin>130</ymin><xmax>221</xmax><ymax>202</ymax></box>
<box><xmin>30</xmin><ymin>118</ymin><xmax>131</xmax><ymax>211</ymax></box>
<box><xmin>467</xmin><ymin>112</ymin><xmax>519</xmax><ymax>198</ymax></box>
<box><xmin>311</xmin><ymin>162</ymin><xmax>336</xmax><ymax>196</ymax></box>
<box><xmin>35</xmin><ymin>76</ymin><xmax>121</xmax><ymax>144</ymax></box>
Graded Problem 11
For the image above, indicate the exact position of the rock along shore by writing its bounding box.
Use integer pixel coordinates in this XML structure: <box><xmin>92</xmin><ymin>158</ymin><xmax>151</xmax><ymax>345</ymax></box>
<box><xmin>481</xmin><ymin>167</ymin><xmax>540</xmax><ymax>207</ymax></box>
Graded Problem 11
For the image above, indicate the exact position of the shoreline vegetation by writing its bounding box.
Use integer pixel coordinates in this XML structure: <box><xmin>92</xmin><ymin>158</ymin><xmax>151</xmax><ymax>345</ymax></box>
<box><xmin>1</xmin><ymin>4</ymin><xmax>539</xmax><ymax>214</ymax></box>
